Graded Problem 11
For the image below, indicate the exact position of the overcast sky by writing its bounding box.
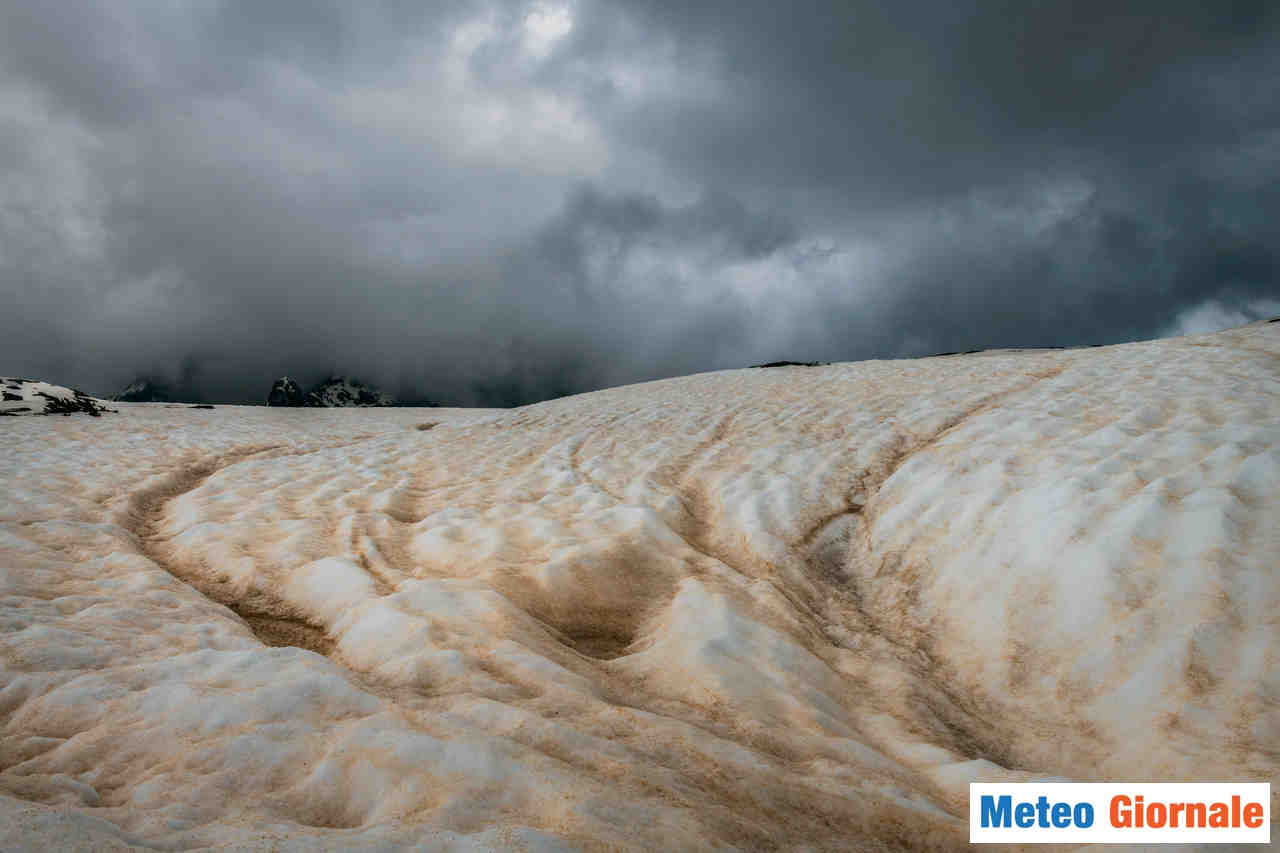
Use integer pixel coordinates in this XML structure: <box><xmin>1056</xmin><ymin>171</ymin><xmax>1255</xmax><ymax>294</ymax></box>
<box><xmin>3</xmin><ymin>1</ymin><xmax>1278</xmax><ymax>404</ymax></box>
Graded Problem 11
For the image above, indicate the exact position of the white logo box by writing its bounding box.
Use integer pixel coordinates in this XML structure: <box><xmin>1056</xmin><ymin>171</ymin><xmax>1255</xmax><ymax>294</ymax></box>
<box><xmin>970</xmin><ymin>782</ymin><xmax>1271</xmax><ymax>844</ymax></box>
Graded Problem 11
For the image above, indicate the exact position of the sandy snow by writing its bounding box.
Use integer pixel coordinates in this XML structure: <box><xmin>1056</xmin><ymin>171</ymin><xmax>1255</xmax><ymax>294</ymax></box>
<box><xmin>1</xmin><ymin>322</ymin><xmax>1277</xmax><ymax>850</ymax></box>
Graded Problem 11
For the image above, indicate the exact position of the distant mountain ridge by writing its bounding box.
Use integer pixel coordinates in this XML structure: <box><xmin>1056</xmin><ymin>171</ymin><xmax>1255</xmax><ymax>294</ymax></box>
<box><xmin>114</xmin><ymin>378</ymin><xmax>173</xmax><ymax>402</ymax></box>
<box><xmin>307</xmin><ymin>376</ymin><xmax>395</xmax><ymax>407</ymax></box>
<box><xmin>267</xmin><ymin>375</ymin><xmax>396</xmax><ymax>407</ymax></box>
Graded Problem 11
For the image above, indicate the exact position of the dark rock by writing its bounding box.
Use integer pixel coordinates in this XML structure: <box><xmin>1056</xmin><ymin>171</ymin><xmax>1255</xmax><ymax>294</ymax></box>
<box><xmin>37</xmin><ymin>391</ymin><xmax>110</xmax><ymax>416</ymax></box>
<box><xmin>267</xmin><ymin>377</ymin><xmax>306</xmax><ymax>407</ymax></box>
<box><xmin>266</xmin><ymin>375</ymin><xmax>399</xmax><ymax>408</ymax></box>
<box><xmin>114</xmin><ymin>378</ymin><xmax>173</xmax><ymax>402</ymax></box>
<box><xmin>751</xmin><ymin>360</ymin><xmax>827</xmax><ymax>368</ymax></box>
<box><xmin>304</xmin><ymin>376</ymin><xmax>394</xmax><ymax>407</ymax></box>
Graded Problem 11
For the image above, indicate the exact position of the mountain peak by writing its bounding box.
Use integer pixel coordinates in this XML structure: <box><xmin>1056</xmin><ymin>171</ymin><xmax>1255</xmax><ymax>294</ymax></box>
<box><xmin>266</xmin><ymin>375</ymin><xmax>394</xmax><ymax>407</ymax></box>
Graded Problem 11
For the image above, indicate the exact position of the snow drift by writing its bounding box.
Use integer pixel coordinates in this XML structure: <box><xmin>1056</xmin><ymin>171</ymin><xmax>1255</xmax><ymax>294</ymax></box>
<box><xmin>1</xmin><ymin>322</ymin><xmax>1276</xmax><ymax>850</ymax></box>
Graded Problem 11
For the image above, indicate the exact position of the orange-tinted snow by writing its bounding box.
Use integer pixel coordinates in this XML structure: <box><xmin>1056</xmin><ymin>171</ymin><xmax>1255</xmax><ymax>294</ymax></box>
<box><xmin>2</xmin><ymin>322</ymin><xmax>1277</xmax><ymax>850</ymax></box>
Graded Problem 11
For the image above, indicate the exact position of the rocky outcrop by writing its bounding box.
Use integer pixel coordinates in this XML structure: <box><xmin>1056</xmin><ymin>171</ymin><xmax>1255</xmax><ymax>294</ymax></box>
<box><xmin>266</xmin><ymin>376</ymin><xmax>394</xmax><ymax>409</ymax></box>
<box><xmin>267</xmin><ymin>376</ymin><xmax>394</xmax><ymax>407</ymax></box>
<box><xmin>114</xmin><ymin>378</ymin><xmax>173</xmax><ymax>402</ymax></box>
<box><xmin>305</xmin><ymin>376</ymin><xmax>394</xmax><ymax>407</ymax></box>
<box><xmin>750</xmin><ymin>360</ymin><xmax>828</xmax><ymax>368</ymax></box>
<box><xmin>266</xmin><ymin>377</ymin><xmax>306</xmax><ymax>407</ymax></box>
<box><xmin>1</xmin><ymin>378</ymin><xmax>113</xmax><ymax>416</ymax></box>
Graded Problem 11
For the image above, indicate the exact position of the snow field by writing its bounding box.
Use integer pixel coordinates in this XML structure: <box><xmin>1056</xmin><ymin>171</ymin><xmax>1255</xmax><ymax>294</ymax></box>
<box><xmin>1</xmin><ymin>323</ymin><xmax>1277</xmax><ymax>849</ymax></box>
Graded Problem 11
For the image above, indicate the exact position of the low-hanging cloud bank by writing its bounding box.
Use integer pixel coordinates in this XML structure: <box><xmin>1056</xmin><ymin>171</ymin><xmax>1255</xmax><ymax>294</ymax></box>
<box><xmin>2</xmin><ymin>0</ymin><xmax>1278</xmax><ymax>404</ymax></box>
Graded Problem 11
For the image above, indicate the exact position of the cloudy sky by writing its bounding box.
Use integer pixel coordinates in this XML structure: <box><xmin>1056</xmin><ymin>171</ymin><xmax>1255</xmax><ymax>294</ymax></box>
<box><xmin>3</xmin><ymin>1</ymin><xmax>1278</xmax><ymax>404</ymax></box>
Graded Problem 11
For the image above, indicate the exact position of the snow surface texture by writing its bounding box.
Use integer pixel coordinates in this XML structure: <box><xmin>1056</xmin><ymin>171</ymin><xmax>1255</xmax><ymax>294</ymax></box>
<box><xmin>1</xmin><ymin>323</ymin><xmax>1277</xmax><ymax>850</ymax></box>
<box><xmin>1</xmin><ymin>378</ymin><xmax>111</xmax><ymax>416</ymax></box>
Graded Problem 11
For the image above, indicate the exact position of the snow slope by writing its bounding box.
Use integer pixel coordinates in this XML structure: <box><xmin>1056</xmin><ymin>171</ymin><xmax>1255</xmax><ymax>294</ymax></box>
<box><xmin>2</xmin><ymin>378</ymin><xmax>112</xmax><ymax>416</ymax></box>
<box><xmin>1</xmin><ymin>323</ymin><xmax>1277</xmax><ymax>850</ymax></box>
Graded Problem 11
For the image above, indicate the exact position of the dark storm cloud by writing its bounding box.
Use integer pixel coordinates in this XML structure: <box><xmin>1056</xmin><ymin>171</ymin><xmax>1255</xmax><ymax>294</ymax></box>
<box><xmin>571</xmin><ymin>0</ymin><xmax>1278</xmax><ymax>202</ymax></box>
<box><xmin>1</xmin><ymin>1</ymin><xmax>1277</xmax><ymax>405</ymax></box>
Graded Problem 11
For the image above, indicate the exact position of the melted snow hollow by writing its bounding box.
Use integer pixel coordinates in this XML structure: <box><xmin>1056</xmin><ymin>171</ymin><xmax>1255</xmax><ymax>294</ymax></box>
<box><xmin>1</xmin><ymin>323</ymin><xmax>1277</xmax><ymax>850</ymax></box>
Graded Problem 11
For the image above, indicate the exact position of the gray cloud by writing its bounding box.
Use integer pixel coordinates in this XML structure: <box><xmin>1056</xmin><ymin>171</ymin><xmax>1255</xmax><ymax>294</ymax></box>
<box><xmin>2</xmin><ymin>0</ymin><xmax>1277</xmax><ymax>405</ymax></box>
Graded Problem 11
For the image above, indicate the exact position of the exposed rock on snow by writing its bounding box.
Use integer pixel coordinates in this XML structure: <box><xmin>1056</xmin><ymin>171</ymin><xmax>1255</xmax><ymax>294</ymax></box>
<box><xmin>113</xmin><ymin>378</ymin><xmax>172</xmax><ymax>402</ymax></box>
<box><xmin>751</xmin><ymin>359</ymin><xmax>828</xmax><ymax>368</ymax></box>
<box><xmin>1</xmin><ymin>322</ymin><xmax>1277</xmax><ymax>850</ymax></box>
<box><xmin>266</xmin><ymin>376</ymin><xmax>394</xmax><ymax>407</ymax></box>
<box><xmin>0</xmin><ymin>377</ymin><xmax>112</xmax><ymax>416</ymax></box>
<box><xmin>305</xmin><ymin>376</ymin><xmax>394</xmax><ymax>407</ymax></box>
<box><xmin>266</xmin><ymin>376</ymin><xmax>305</xmax><ymax>407</ymax></box>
